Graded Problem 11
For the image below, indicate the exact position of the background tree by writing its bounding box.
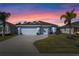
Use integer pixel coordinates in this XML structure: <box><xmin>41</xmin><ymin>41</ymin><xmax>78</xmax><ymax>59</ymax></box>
<box><xmin>16</xmin><ymin>22</ymin><xmax>21</xmax><ymax>25</ymax></box>
<box><xmin>23</xmin><ymin>21</ymin><xmax>27</xmax><ymax>25</ymax></box>
<box><xmin>60</xmin><ymin>9</ymin><xmax>76</xmax><ymax>37</ymax></box>
<box><xmin>0</xmin><ymin>12</ymin><xmax>11</xmax><ymax>39</ymax></box>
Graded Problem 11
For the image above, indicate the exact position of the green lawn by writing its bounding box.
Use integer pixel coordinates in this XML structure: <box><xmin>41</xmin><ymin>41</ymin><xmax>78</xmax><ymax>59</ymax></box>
<box><xmin>34</xmin><ymin>34</ymin><xmax>79</xmax><ymax>53</ymax></box>
<box><xmin>0</xmin><ymin>34</ymin><xmax>17</xmax><ymax>42</ymax></box>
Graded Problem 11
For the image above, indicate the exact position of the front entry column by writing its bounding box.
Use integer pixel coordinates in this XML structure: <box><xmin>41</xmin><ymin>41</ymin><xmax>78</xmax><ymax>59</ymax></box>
<box><xmin>48</xmin><ymin>26</ymin><xmax>53</xmax><ymax>34</ymax></box>
<box><xmin>37</xmin><ymin>25</ymin><xmax>44</xmax><ymax>35</ymax></box>
<box><xmin>18</xmin><ymin>27</ymin><xmax>22</xmax><ymax>35</ymax></box>
<box><xmin>20</xmin><ymin>27</ymin><xmax>22</xmax><ymax>35</ymax></box>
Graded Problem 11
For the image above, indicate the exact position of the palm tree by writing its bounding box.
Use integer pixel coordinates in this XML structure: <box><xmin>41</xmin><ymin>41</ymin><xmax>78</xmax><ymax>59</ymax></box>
<box><xmin>60</xmin><ymin>9</ymin><xmax>77</xmax><ymax>37</ymax></box>
<box><xmin>0</xmin><ymin>11</ymin><xmax>11</xmax><ymax>39</ymax></box>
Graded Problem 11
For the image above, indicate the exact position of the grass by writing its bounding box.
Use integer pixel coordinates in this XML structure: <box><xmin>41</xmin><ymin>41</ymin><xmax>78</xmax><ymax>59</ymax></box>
<box><xmin>34</xmin><ymin>34</ymin><xmax>79</xmax><ymax>53</ymax></box>
<box><xmin>0</xmin><ymin>34</ymin><xmax>17</xmax><ymax>42</ymax></box>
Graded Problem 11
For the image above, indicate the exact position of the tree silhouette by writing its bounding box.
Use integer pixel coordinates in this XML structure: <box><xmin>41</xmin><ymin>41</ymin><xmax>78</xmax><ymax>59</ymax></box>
<box><xmin>16</xmin><ymin>22</ymin><xmax>21</xmax><ymax>25</ymax></box>
<box><xmin>23</xmin><ymin>21</ymin><xmax>27</xmax><ymax>24</ymax></box>
<box><xmin>60</xmin><ymin>9</ymin><xmax>77</xmax><ymax>37</ymax></box>
<box><xmin>0</xmin><ymin>11</ymin><xmax>11</xmax><ymax>39</ymax></box>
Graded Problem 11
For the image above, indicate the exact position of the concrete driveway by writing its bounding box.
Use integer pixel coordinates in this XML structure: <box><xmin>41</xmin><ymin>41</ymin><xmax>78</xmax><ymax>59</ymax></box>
<box><xmin>0</xmin><ymin>35</ymin><xmax>47</xmax><ymax>56</ymax></box>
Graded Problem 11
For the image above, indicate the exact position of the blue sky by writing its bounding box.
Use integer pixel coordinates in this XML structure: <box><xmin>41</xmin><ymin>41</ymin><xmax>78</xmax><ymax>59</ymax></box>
<box><xmin>0</xmin><ymin>3</ymin><xmax>79</xmax><ymax>26</ymax></box>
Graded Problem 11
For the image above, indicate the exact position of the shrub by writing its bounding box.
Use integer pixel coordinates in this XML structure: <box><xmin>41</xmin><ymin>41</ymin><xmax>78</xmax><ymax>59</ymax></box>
<box><xmin>55</xmin><ymin>27</ymin><xmax>62</xmax><ymax>35</ymax></box>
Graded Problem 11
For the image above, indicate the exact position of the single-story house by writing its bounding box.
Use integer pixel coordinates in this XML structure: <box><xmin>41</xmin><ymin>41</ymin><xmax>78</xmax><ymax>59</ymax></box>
<box><xmin>60</xmin><ymin>21</ymin><xmax>79</xmax><ymax>34</ymax></box>
<box><xmin>16</xmin><ymin>21</ymin><xmax>58</xmax><ymax>35</ymax></box>
<box><xmin>0</xmin><ymin>22</ymin><xmax>18</xmax><ymax>35</ymax></box>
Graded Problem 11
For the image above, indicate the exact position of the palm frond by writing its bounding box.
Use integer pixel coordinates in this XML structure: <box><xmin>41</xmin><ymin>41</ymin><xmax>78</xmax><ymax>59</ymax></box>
<box><xmin>73</xmin><ymin>13</ymin><xmax>77</xmax><ymax>18</ymax></box>
<box><xmin>64</xmin><ymin>19</ymin><xmax>68</xmax><ymax>24</ymax></box>
<box><xmin>71</xmin><ymin>9</ymin><xmax>75</xmax><ymax>13</ymax></box>
<box><xmin>0</xmin><ymin>12</ymin><xmax>11</xmax><ymax>21</ymax></box>
<box><xmin>66</xmin><ymin>11</ymin><xmax>71</xmax><ymax>17</ymax></box>
<box><xmin>60</xmin><ymin>15</ymin><xmax>67</xmax><ymax>20</ymax></box>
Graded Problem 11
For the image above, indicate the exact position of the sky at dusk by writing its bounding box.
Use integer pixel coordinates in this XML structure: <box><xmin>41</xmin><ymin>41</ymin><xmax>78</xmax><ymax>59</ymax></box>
<box><xmin>0</xmin><ymin>3</ymin><xmax>79</xmax><ymax>26</ymax></box>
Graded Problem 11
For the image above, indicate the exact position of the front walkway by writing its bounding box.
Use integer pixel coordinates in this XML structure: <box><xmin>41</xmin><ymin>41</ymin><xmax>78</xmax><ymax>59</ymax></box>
<box><xmin>0</xmin><ymin>35</ymin><xmax>47</xmax><ymax>56</ymax></box>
